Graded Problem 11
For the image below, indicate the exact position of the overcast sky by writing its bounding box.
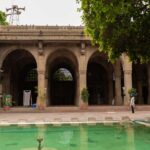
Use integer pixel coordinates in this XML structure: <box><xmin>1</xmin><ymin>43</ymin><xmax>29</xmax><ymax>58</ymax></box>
<box><xmin>0</xmin><ymin>0</ymin><xmax>82</xmax><ymax>25</ymax></box>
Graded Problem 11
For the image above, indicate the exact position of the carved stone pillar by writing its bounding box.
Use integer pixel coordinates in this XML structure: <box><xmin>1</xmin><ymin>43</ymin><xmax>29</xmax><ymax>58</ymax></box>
<box><xmin>37</xmin><ymin>42</ymin><xmax>46</xmax><ymax>107</ymax></box>
<box><xmin>44</xmin><ymin>76</ymin><xmax>48</xmax><ymax>105</ymax></box>
<box><xmin>79</xmin><ymin>69</ymin><xmax>87</xmax><ymax>105</ymax></box>
<box><xmin>114</xmin><ymin>60</ymin><xmax>122</xmax><ymax>105</ymax></box>
<box><xmin>148</xmin><ymin>64</ymin><xmax>150</xmax><ymax>104</ymax></box>
<box><xmin>122</xmin><ymin>53</ymin><xmax>132</xmax><ymax>105</ymax></box>
<box><xmin>78</xmin><ymin>45</ymin><xmax>87</xmax><ymax>106</ymax></box>
<box><xmin>123</xmin><ymin>70</ymin><xmax>132</xmax><ymax>105</ymax></box>
<box><xmin>37</xmin><ymin>70</ymin><xmax>46</xmax><ymax>106</ymax></box>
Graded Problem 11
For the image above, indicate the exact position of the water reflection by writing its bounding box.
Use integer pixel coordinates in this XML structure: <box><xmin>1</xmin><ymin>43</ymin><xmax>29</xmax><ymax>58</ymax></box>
<box><xmin>59</xmin><ymin>130</ymin><xmax>73</xmax><ymax>144</ymax></box>
<box><xmin>126</xmin><ymin>124</ymin><xmax>135</xmax><ymax>150</ymax></box>
<box><xmin>0</xmin><ymin>124</ymin><xmax>149</xmax><ymax>150</ymax></box>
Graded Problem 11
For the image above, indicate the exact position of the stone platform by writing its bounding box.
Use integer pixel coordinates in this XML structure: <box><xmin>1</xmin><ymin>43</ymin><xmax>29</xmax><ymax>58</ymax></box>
<box><xmin>0</xmin><ymin>105</ymin><xmax>150</xmax><ymax>113</ymax></box>
<box><xmin>0</xmin><ymin>106</ymin><xmax>150</xmax><ymax>126</ymax></box>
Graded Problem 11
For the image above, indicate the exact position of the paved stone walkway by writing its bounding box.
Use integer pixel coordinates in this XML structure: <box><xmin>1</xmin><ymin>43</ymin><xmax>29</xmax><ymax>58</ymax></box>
<box><xmin>0</xmin><ymin>110</ymin><xmax>150</xmax><ymax>125</ymax></box>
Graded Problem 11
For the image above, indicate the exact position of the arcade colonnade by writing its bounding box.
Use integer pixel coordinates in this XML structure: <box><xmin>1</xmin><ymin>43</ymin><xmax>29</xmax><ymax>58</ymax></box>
<box><xmin>0</xmin><ymin>26</ymin><xmax>150</xmax><ymax>107</ymax></box>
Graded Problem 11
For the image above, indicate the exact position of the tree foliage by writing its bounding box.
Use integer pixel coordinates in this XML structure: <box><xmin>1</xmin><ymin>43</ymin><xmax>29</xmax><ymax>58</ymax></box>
<box><xmin>0</xmin><ymin>10</ymin><xmax>8</xmax><ymax>25</ymax></box>
<box><xmin>77</xmin><ymin>0</ymin><xmax>150</xmax><ymax>62</ymax></box>
<box><xmin>53</xmin><ymin>68</ymin><xmax>73</xmax><ymax>81</ymax></box>
<box><xmin>81</xmin><ymin>88</ymin><xmax>89</xmax><ymax>103</ymax></box>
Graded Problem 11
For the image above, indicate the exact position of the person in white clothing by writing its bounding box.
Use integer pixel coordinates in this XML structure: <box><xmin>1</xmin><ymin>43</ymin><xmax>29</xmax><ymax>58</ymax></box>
<box><xmin>130</xmin><ymin>96</ymin><xmax>135</xmax><ymax>113</ymax></box>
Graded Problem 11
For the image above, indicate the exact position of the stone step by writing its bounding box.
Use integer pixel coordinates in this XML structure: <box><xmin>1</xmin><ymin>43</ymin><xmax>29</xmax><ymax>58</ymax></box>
<box><xmin>0</xmin><ymin>105</ymin><xmax>150</xmax><ymax>113</ymax></box>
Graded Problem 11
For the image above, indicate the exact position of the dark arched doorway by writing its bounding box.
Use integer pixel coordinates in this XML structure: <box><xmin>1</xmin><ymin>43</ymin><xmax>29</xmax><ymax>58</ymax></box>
<box><xmin>87</xmin><ymin>63</ymin><xmax>108</xmax><ymax>105</ymax></box>
<box><xmin>47</xmin><ymin>50</ymin><xmax>78</xmax><ymax>106</ymax></box>
<box><xmin>87</xmin><ymin>52</ymin><xmax>113</xmax><ymax>105</ymax></box>
<box><xmin>50</xmin><ymin>67</ymin><xmax>75</xmax><ymax>105</ymax></box>
<box><xmin>2</xmin><ymin>50</ymin><xmax>37</xmax><ymax>106</ymax></box>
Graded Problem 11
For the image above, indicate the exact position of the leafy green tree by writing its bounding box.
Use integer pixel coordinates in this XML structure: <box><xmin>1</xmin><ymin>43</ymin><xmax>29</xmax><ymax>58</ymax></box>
<box><xmin>0</xmin><ymin>10</ymin><xmax>8</xmax><ymax>25</ymax></box>
<box><xmin>77</xmin><ymin>0</ymin><xmax>150</xmax><ymax>62</ymax></box>
<box><xmin>53</xmin><ymin>68</ymin><xmax>73</xmax><ymax>81</ymax></box>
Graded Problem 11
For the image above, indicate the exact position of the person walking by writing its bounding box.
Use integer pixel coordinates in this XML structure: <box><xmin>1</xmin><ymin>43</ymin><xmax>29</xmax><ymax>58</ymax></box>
<box><xmin>130</xmin><ymin>96</ymin><xmax>135</xmax><ymax>113</ymax></box>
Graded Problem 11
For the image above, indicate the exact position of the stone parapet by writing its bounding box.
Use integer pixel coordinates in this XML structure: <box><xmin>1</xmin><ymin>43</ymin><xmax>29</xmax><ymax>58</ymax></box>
<box><xmin>0</xmin><ymin>25</ymin><xmax>84</xmax><ymax>30</ymax></box>
<box><xmin>0</xmin><ymin>25</ymin><xmax>90</xmax><ymax>42</ymax></box>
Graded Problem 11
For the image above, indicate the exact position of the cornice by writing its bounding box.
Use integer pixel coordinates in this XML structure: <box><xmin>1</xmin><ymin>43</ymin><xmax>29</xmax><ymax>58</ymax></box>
<box><xmin>0</xmin><ymin>25</ymin><xmax>90</xmax><ymax>42</ymax></box>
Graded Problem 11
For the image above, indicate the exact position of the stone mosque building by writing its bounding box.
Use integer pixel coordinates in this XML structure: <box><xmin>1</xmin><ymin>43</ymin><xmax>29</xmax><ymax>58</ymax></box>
<box><xmin>0</xmin><ymin>25</ymin><xmax>150</xmax><ymax>108</ymax></box>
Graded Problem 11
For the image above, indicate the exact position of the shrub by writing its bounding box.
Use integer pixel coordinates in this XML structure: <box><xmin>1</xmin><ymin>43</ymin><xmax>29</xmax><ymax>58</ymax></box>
<box><xmin>128</xmin><ymin>88</ymin><xmax>137</xmax><ymax>97</ymax></box>
<box><xmin>81</xmin><ymin>88</ymin><xmax>89</xmax><ymax>103</ymax></box>
<box><xmin>2</xmin><ymin>95</ymin><xmax>12</xmax><ymax>106</ymax></box>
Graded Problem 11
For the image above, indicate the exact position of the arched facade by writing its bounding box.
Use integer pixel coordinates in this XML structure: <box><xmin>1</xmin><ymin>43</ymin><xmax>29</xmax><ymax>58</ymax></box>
<box><xmin>0</xmin><ymin>26</ymin><xmax>150</xmax><ymax>108</ymax></box>
<box><xmin>87</xmin><ymin>52</ymin><xmax>114</xmax><ymax>105</ymax></box>
<box><xmin>46</xmin><ymin>49</ymin><xmax>78</xmax><ymax>106</ymax></box>
<box><xmin>1</xmin><ymin>49</ymin><xmax>37</xmax><ymax>106</ymax></box>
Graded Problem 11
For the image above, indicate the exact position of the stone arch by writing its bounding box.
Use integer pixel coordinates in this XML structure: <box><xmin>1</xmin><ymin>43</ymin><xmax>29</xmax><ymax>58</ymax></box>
<box><xmin>87</xmin><ymin>49</ymin><xmax>99</xmax><ymax>62</ymax></box>
<box><xmin>46</xmin><ymin>48</ymin><xmax>79</xmax><ymax>106</ymax></box>
<box><xmin>87</xmin><ymin>51</ymin><xmax>114</xmax><ymax>105</ymax></box>
<box><xmin>1</xmin><ymin>49</ymin><xmax>38</xmax><ymax>106</ymax></box>
<box><xmin>0</xmin><ymin>46</ymin><xmax>37</xmax><ymax>69</ymax></box>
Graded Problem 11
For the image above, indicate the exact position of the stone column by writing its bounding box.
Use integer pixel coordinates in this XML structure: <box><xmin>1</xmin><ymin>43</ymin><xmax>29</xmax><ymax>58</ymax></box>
<box><xmin>45</xmin><ymin>77</ymin><xmax>48</xmax><ymax>105</ymax></box>
<box><xmin>37</xmin><ymin>41</ymin><xmax>46</xmax><ymax>108</ymax></box>
<box><xmin>123</xmin><ymin>70</ymin><xmax>132</xmax><ymax>105</ymax></box>
<box><xmin>78</xmin><ymin>43</ymin><xmax>87</xmax><ymax>106</ymax></box>
<box><xmin>37</xmin><ymin>69</ymin><xmax>46</xmax><ymax>107</ymax></box>
<box><xmin>79</xmin><ymin>69</ymin><xmax>87</xmax><ymax>105</ymax></box>
<box><xmin>147</xmin><ymin>64</ymin><xmax>150</xmax><ymax>104</ymax></box>
<box><xmin>114</xmin><ymin>60</ymin><xmax>122</xmax><ymax>105</ymax></box>
<box><xmin>122</xmin><ymin>53</ymin><xmax>132</xmax><ymax>105</ymax></box>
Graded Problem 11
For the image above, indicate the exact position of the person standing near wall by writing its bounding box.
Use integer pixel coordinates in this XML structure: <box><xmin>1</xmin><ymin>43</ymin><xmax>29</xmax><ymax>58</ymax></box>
<box><xmin>130</xmin><ymin>96</ymin><xmax>135</xmax><ymax>113</ymax></box>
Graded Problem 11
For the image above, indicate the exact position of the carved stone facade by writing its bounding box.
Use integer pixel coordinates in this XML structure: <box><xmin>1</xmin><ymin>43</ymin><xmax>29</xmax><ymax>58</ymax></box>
<box><xmin>0</xmin><ymin>25</ymin><xmax>149</xmax><ymax>107</ymax></box>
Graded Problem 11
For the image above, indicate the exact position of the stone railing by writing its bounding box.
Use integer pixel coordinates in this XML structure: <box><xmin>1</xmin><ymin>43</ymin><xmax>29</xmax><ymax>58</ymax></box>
<box><xmin>0</xmin><ymin>25</ymin><xmax>90</xmax><ymax>41</ymax></box>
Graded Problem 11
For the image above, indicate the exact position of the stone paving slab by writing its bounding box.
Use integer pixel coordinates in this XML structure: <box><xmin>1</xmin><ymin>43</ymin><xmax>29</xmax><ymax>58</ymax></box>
<box><xmin>0</xmin><ymin>111</ymin><xmax>150</xmax><ymax>125</ymax></box>
<box><xmin>0</xmin><ymin>105</ymin><xmax>150</xmax><ymax>113</ymax></box>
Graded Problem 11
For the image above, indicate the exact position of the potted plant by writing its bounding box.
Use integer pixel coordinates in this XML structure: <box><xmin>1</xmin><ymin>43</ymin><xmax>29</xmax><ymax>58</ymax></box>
<box><xmin>80</xmin><ymin>88</ymin><xmax>89</xmax><ymax>109</ymax></box>
<box><xmin>2</xmin><ymin>94</ymin><xmax>12</xmax><ymax>111</ymax></box>
<box><xmin>128</xmin><ymin>88</ymin><xmax>137</xmax><ymax>97</ymax></box>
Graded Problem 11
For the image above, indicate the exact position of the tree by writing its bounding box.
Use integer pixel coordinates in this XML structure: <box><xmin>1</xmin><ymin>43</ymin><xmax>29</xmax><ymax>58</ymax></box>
<box><xmin>0</xmin><ymin>10</ymin><xmax>8</xmax><ymax>25</ymax></box>
<box><xmin>77</xmin><ymin>0</ymin><xmax>150</xmax><ymax>62</ymax></box>
<box><xmin>53</xmin><ymin>68</ymin><xmax>73</xmax><ymax>81</ymax></box>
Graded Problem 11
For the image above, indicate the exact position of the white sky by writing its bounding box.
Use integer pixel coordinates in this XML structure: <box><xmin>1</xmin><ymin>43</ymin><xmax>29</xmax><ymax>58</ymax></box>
<box><xmin>0</xmin><ymin>0</ymin><xmax>83</xmax><ymax>25</ymax></box>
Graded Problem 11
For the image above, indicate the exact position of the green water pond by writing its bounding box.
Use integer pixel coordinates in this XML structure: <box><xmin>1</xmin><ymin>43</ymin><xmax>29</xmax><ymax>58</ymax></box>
<box><xmin>0</xmin><ymin>123</ymin><xmax>150</xmax><ymax>150</ymax></box>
